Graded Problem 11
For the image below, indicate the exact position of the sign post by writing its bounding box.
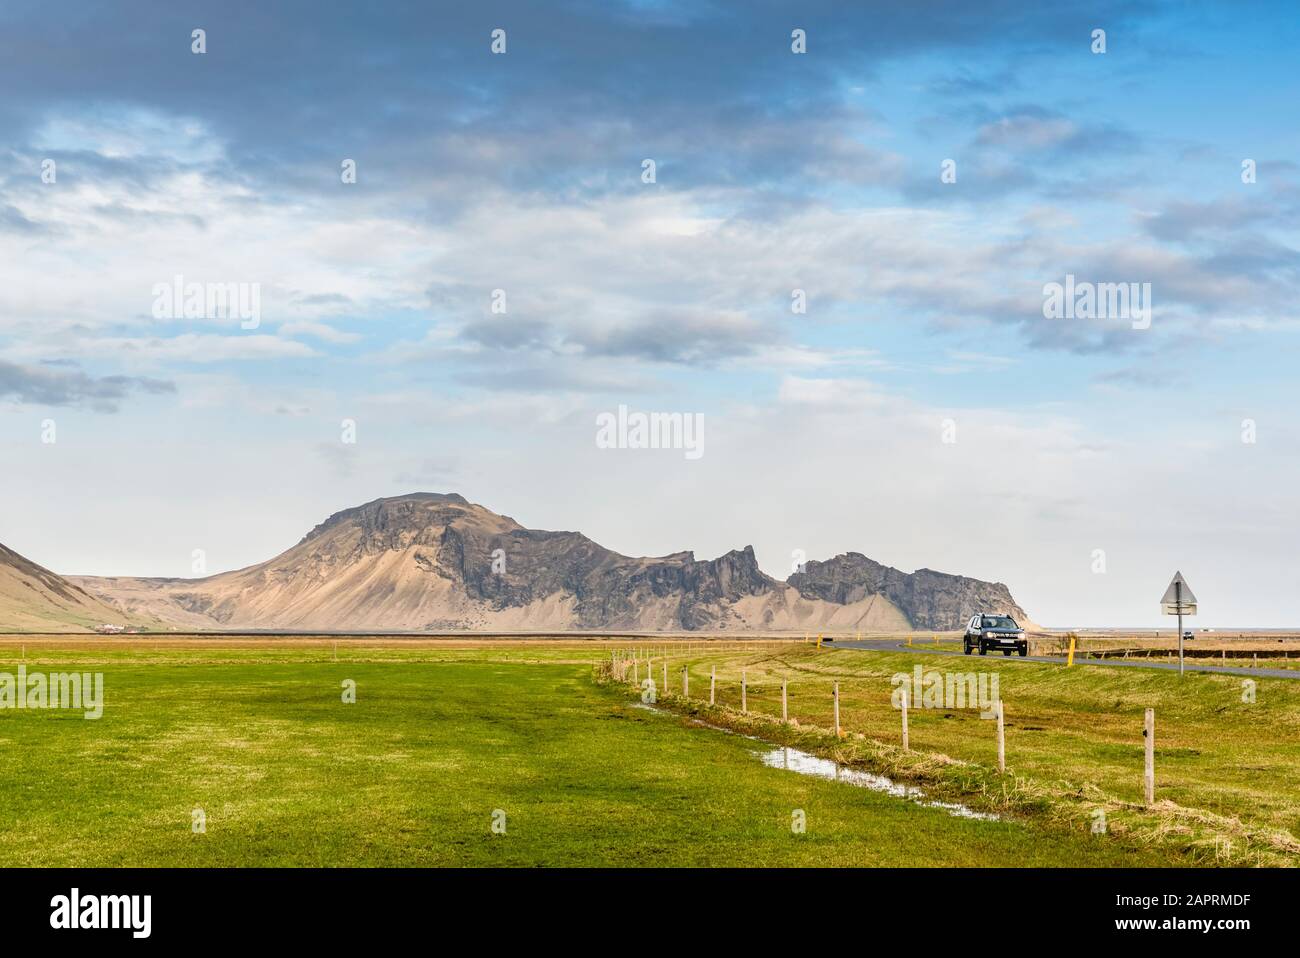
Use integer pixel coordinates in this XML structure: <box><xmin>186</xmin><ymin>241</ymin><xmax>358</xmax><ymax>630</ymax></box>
<box><xmin>1160</xmin><ymin>572</ymin><xmax>1197</xmax><ymax>676</ymax></box>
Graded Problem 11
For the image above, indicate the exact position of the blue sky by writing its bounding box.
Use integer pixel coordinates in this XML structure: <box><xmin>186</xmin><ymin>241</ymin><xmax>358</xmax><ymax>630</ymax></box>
<box><xmin>1</xmin><ymin>1</ymin><xmax>1297</xmax><ymax>626</ymax></box>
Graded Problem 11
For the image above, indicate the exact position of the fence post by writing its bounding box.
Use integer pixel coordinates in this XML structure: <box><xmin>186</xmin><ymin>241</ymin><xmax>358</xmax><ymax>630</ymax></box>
<box><xmin>662</xmin><ymin>661</ymin><xmax>667</xmax><ymax>696</ymax></box>
<box><xmin>710</xmin><ymin>666</ymin><xmax>716</xmax><ymax>705</ymax></box>
<box><xmin>996</xmin><ymin>701</ymin><xmax>1006</xmax><ymax>774</ymax></box>
<box><xmin>901</xmin><ymin>690</ymin><xmax>910</xmax><ymax>751</ymax></box>
<box><xmin>742</xmin><ymin>670</ymin><xmax>747</xmax><ymax>714</ymax></box>
<box><xmin>833</xmin><ymin>682</ymin><xmax>840</xmax><ymax>737</ymax></box>
<box><xmin>633</xmin><ymin>660</ymin><xmax>639</xmax><ymax>684</ymax></box>
<box><xmin>682</xmin><ymin>667</ymin><xmax>688</xmax><ymax>699</ymax></box>
<box><xmin>1144</xmin><ymin>708</ymin><xmax>1155</xmax><ymax>806</ymax></box>
<box><xmin>782</xmin><ymin>681</ymin><xmax>788</xmax><ymax>722</ymax></box>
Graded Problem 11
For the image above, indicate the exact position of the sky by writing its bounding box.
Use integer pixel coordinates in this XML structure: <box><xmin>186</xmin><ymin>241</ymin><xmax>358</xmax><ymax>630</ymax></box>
<box><xmin>1</xmin><ymin>1</ymin><xmax>1298</xmax><ymax>627</ymax></box>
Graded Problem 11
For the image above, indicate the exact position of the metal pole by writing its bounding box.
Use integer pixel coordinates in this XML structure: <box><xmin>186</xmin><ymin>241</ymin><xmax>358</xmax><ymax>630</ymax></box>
<box><xmin>1176</xmin><ymin>581</ymin><xmax>1184</xmax><ymax>677</ymax></box>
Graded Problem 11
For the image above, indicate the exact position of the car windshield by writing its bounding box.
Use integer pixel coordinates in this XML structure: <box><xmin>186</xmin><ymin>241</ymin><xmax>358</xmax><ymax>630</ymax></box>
<box><xmin>980</xmin><ymin>616</ymin><xmax>1017</xmax><ymax>629</ymax></box>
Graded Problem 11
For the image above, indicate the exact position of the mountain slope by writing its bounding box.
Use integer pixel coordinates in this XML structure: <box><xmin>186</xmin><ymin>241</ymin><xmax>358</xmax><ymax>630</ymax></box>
<box><xmin>70</xmin><ymin>492</ymin><xmax>1030</xmax><ymax>632</ymax></box>
<box><xmin>0</xmin><ymin>542</ymin><xmax>133</xmax><ymax>632</ymax></box>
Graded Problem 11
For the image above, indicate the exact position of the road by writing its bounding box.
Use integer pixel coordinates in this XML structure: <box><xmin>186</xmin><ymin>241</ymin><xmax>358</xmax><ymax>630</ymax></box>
<box><xmin>836</xmin><ymin>637</ymin><xmax>1300</xmax><ymax>680</ymax></box>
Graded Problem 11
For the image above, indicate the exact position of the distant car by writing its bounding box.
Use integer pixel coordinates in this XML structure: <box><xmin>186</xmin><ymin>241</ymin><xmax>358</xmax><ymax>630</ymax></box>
<box><xmin>1182</xmin><ymin>630</ymin><xmax>1194</xmax><ymax>641</ymax></box>
<box><xmin>963</xmin><ymin>614</ymin><xmax>1028</xmax><ymax>657</ymax></box>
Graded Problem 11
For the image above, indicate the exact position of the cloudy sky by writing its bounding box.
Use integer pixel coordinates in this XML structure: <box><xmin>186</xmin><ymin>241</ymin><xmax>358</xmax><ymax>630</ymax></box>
<box><xmin>1</xmin><ymin>1</ymin><xmax>1297</xmax><ymax>626</ymax></box>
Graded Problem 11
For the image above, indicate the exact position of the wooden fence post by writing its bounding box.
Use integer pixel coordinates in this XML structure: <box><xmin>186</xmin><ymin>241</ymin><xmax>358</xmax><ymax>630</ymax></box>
<box><xmin>1144</xmin><ymin>708</ymin><xmax>1155</xmax><ymax>806</ymax></box>
<box><xmin>901</xmin><ymin>690</ymin><xmax>910</xmax><ymax>751</ymax></box>
<box><xmin>996</xmin><ymin>701</ymin><xmax>1006</xmax><ymax>774</ymax></box>
<box><xmin>833</xmin><ymin>682</ymin><xmax>840</xmax><ymax>737</ymax></box>
<box><xmin>682</xmin><ymin>667</ymin><xmax>688</xmax><ymax>699</ymax></box>
<box><xmin>710</xmin><ymin>666</ymin><xmax>716</xmax><ymax>705</ymax></box>
<box><xmin>782</xmin><ymin>681</ymin><xmax>788</xmax><ymax>722</ymax></box>
<box><xmin>742</xmin><ymin>670</ymin><xmax>747</xmax><ymax>714</ymax></box>
<box><xmin>662</xmin><ymin>661</ymin><xmax>667</xmax><ymax>696</ymax></box>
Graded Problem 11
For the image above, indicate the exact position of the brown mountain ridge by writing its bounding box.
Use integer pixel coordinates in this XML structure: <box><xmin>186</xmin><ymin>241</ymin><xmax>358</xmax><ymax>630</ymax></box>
<box><xmin>6</xmin><ymin>492</ymin><xmax>1028</xmax><ymax>632</ymax></box>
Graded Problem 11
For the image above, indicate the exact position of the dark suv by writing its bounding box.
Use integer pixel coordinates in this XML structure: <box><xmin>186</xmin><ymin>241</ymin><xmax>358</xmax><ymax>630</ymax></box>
<box><xmin>963</xmin><ymin>614</ymin><xmax>1027</xmax><ymax>656</ymax></box>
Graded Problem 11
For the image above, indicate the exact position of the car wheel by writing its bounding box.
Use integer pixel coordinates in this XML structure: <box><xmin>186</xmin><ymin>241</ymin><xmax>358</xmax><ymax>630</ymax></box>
<box><xmin>1018</xmin><ymin>645</ymin><xmax>1027</xmax><ymax>657</ymax></box>
<box><xmin>978</xmin><ymin>643</ymin><xmax>988</xmax><ymax>655</ymax></box>
<box><xmin>963</xmin><ymin>639</ymin><xmax>973</xmax><ymax>655</ymax></box>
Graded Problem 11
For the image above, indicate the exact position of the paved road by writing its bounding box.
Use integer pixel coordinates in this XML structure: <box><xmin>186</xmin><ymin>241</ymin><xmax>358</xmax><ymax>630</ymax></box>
<box><xmin>836</xmin><ymin>638</ymin><xmax>1300</xmax><ymax>681</ymax></box>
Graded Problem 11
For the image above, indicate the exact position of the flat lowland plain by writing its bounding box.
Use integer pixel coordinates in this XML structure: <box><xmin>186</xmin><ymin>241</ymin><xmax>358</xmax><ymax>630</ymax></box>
<box><xmin>0</xmin><ymin>638</ymin><xmax>1191</xmax><ymax>867</ymax></box>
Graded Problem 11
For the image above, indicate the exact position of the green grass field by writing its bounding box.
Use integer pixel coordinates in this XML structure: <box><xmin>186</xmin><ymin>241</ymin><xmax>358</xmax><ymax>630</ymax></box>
<box><xmin>0</xmin><ymin>641</ymin><xmax>1184</xmax><ymax>867</ymax></box>
<box><xmin>637</xmin><ymin>643</ymin><xmax>1300</xmax><ymax>865</ymax></box>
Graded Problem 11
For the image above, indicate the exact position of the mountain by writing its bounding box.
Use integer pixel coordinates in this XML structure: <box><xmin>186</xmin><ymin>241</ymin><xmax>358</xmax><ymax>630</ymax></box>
<box><xmin>0</xmin><ymin>541</ymin><xmax>134</xmax><ymax>632</ymax></box>
<box><xmin>65</xmin><ymin>492</ymin><xmax>1030</xmax><ymax>633</ymax></box>
<box><xmin>787</xmin><ymin>552</ymin><xmax>1027</xmax><ymax>631</ymax></box>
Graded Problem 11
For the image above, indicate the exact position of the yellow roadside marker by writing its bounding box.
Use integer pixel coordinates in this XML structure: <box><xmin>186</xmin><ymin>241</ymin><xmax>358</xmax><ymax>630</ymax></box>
<box><xmin>817</xmin><ymin>633</ymin><xmax>823</xmax><ymax>648</ymax></box>
<box><xmin>1067</xmin><ymin>633</ymin><xmax>1077</xmax><ymax>667</ymax></box>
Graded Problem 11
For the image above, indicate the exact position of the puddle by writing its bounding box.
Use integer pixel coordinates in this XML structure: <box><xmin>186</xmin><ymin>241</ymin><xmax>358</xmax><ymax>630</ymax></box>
<box><xmin>759</xmin><ymin>745</ymin><xmax>998</xmax><ymax>821</ymax></box>
<box><xmin>631</xmin><ymin>701</ymin><xmax>999</xmax><ymax>821</ymax></box>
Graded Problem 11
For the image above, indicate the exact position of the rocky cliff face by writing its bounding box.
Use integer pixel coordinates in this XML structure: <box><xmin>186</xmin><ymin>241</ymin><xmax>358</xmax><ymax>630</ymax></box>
<box><xmin>787</xmin><ymin>552</ymin><xmax>1028</xmax><ymax>630</ymax></box>
<box><xmin>66</xmin><ymin>494</ymin><xmax>1030</xmax><ymax>632</ymax></box>
<box><xmin>369</xmin><ymin>496</ymin><xmax>780</xmax><ymax>629</ymax></box>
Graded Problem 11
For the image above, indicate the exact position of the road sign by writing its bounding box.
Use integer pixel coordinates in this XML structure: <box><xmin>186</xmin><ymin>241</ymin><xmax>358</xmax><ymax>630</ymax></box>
<box><xmin>1160</xmin><ymin>572</ymin><xmax>1197</xmax><ymax>616</ymax></box>
<box><xmin>1160</xmin><ymin>572</ymin><xmax>1197</xmax><ymax>676</ymax></box>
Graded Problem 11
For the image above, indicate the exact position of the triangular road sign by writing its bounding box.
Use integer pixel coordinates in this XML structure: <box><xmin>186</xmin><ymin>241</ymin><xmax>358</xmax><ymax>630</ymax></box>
<box><xmin>1160</xmin><ymin>571</ymin><xmax>1197</xmax><ymax>615</ymax></box>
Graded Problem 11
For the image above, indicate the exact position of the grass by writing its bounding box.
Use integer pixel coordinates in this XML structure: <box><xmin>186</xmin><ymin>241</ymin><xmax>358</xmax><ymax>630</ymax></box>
<box><xmin>0</xmin><ymin>640</ymin><xmax>1178</xmax><ymax>867</ymax></box>
<box><xmin>637</xmin><ymin>644</ymin><xmax>1300</xmax><ymax>865</ymax></box>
